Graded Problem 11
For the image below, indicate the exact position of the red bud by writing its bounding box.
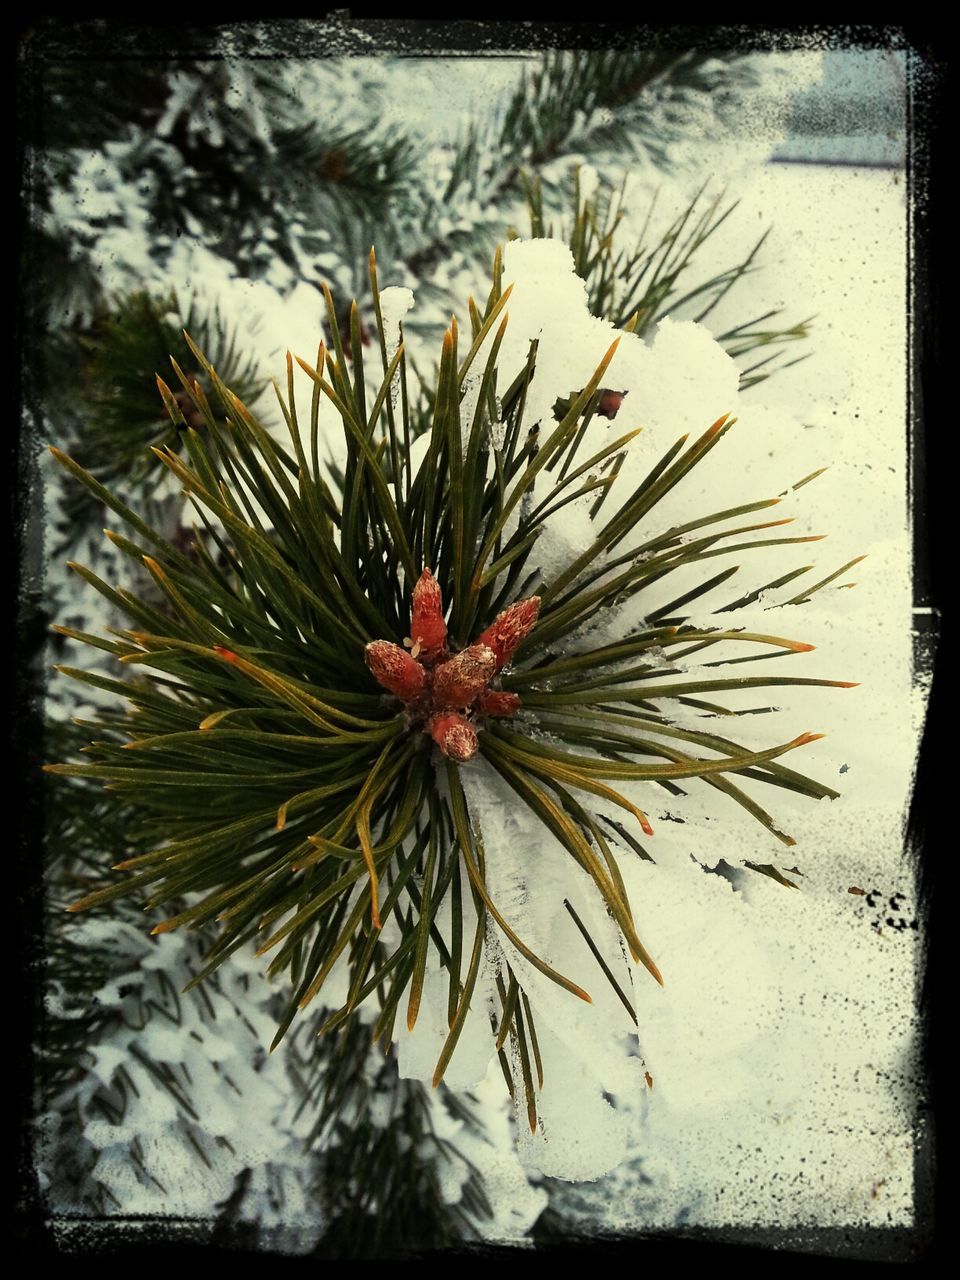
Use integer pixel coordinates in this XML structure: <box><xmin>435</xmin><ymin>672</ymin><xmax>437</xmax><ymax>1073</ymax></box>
<box><xmin>474</xmin><ymin>596</ymin><xmax>541</xmax><ymax>668</ymax></box>
<box><xmin>427</xmin><ymin>712</ymin><xmax>478</xmax><ymax>762</ymax></box>
<box><xmin>365</xmin><ymin>640</ymin><xmax>426</xmax><ymax>701</ymax></box>
<box><xmin>475</xmin><ymin>690</ymin><xmax>520</xmax><ymax>718</ymax></box>
<box><xmin>410</xmin><ymin>568</ymin><xmax>448</xmax><ymax>662</ymax></box>
<box><xmin>432</xmin><ymin>644</ymin><xmax>497</xmax><ymax>709</ymax></box>
<box><xmin>596</xmin><ymin>388</ymin><xmax>626</xmax><ymax>420</ymax></box>
<box><xmin>172</xmin><ymin>387</ymin><xmax>207</xmax><ymax>431</ymax></box>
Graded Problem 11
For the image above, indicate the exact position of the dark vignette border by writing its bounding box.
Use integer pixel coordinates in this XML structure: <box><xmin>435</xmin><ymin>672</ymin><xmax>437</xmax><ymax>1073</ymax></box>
<box><xmin>13</xmin><ymin>14</ymin><xmax>945</xmax><ymax>1266</ymax></box>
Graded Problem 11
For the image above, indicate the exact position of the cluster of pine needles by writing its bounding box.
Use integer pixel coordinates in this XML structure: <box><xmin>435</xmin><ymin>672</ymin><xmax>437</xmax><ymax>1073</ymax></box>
<box><xmin>48</xmin><ymin>245</ymin><xmax>856</xmax><ymax>1131</ymax></box>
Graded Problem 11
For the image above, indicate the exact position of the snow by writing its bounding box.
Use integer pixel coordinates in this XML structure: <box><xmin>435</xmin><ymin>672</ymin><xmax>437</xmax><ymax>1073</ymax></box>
<box><xmin>573</xmin><ymin>852</ymin><xmax>917</xmax><ymax>1229</ymax></box>
<box><xmin>396</xmin><ymin>942</ymin><xmax>500</xmax><ymax>1093</ymax></box>
<box><xmin>577</xmin><ymin>163</ymin><xmax>599</xmax><ymax>203</ymax></box>
<box><xmin>378</xmin><ymin>285</ymin><xmax>416</xmax><ymax>352</ymax></box>
<box><xmin>458</xmin><ymin>764</ymin><xmax>646</xmax><ymax>1181</ymax></box>
<box><xmin>38</xmin><ymin>921</ymin><xmax>311</xmax><ymax>1222</ymax></box>
<box><xmin>490</xmin><ymin>240</ymin><xmax>742</xmax><ymax>502</ymax></box>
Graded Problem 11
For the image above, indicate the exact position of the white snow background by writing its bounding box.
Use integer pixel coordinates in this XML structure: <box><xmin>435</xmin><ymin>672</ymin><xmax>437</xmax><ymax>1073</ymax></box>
<box><xmin>38</xmin><ymin>48</ymin><xmax>920</xmax><ymax>1242</ymax></box>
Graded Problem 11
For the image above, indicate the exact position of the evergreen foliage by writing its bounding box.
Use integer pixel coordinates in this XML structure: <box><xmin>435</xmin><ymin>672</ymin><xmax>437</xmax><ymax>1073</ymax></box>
<box><xmin>518</xmin><ymin>168</ymin><xmax>811</xmax><ymax>386</ymax></box>
<box><xmin>47</xmin><ymin>242</ymin><xmax>855</xmax><ymax>1135</ymax></box>
<box><xmin>51</xmin><ymin>291</ymin><xmax>266</xmax><ymax>532</ymax></box>
<box><xmin>28</xmin><ymin>40</ymin><xmax>835</xmax><ymax>1246</ymax></box>
<box><xmin>41</xmin><ymin>724</ymin><xmax>496</xmax><ymax>1248</ymax></box>
<box><xmin>405</xmin><ymin>50</ymin><xmax>776</xmax><ymax>280</ymax></box>
<box><xmin>39</xmin><ymin>722</ymin><xmax>298</xmax><ymax>1218</ymax></box>
<box><xmin>288</xmin><ymin>1015</ymin><xmax>494</xmax><ymax>1256</ymax></box>
<box><xmin>31</xmin><ymin>47</ymin><xmax>808</xmax><ymax>420</ymax></box>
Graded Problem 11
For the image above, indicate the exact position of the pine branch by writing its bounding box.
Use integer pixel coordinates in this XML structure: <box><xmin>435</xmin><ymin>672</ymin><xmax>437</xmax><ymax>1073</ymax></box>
<box><xmin>34</xmin><ymin>58</ymin><xmax>424</xmax><ymax>296</ymax></box>
<box><xmin>404</xmin><ymin>50</ymin><xmax>756</xmax><ymax>280</ymax></box>
<box><xmin>75</xmin><ymin>290</ymin><xmax>264</xmax><ymax>488</ymax></box>
<box><xmin>45</xmin><ymin>240</ymin><xmax>858</xmax><ymax>1131</ymax></box>
<box><xmin>521</xmin><ymin>167</ymin><xmax>812</xmax><ymax>387</ymax></box>
<box><xmin>39</xmin><ymin>724</ymin><xmax>297</xmax><ymax>1216</ymax></box>
<box><xmin>284</xmin><ymin>1014</ymin><xmax>493</xmax><ymax>1256</ymax></box>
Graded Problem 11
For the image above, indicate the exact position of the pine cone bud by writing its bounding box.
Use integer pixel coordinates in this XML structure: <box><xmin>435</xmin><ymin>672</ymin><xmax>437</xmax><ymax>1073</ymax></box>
<box><xmin>475</xmin><ymin>689</ymin><xmax>520</xmax><ymax>718</ymax></box>
<box><xmin>172</xmin><ymin>387</ymin><xmax>208</xmax><ymax>431</ymax></box>
<box><xmin>365</xmin><ymin>640</ymin><xmax>425</xmax><ymax>701</ymax></box>
<box><xmin>596</xmin><ymin>388</ymin><xmax>626</xmax><ymax>420</ymax></box>
<box><xmin>474</xmin><ymin>596</ymin><xmax>541</xmax><ymax>668</ymax></box>
<box><xmin>410</xmin><ymin>568</ymin><xmax>448</xmax><ymax>661</ymax></box>
<box><xmin>427</xmin><ymin>712</ymin><xmax>478</xmax><ymax>762</ymax></box>
<box><xmin>432</xmin><ymin>644</ymin><xmax>497</xmax><ymax>709</ymax></box>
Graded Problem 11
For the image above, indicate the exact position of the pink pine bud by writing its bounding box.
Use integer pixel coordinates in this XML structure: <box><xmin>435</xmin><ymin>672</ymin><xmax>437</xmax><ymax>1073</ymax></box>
<box><xmin>474</xmin><ymin>596</ymin><xmax>541</xmax><ymax>669</ymax></box>
<box><xmin>475</xmin><ymin>689</ymin><xmax>520</xmax><ymax>718</ymax></box>
<box><xmin>432</xmin><ymin>644</ymin><xmax>497</xmax><ymax>709</ymax></box>
<box><xmin>410</xmin><ymin>568</ymin><xmax>448</xmax><ymax>662</ymax></box>
<box><xmin>596</xmin><ymin>388</ymin><xmax>626</xmax><ymax>420</ymax></box>
<box><xmin>427</xmin><ymin>712</ymin><xmax>478</xmax><ymax>762</ymax></box>
<box><xmin>365</xmin><ymin>640</ymin><xmax>425</xmax><ymax>701</ymax></box>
